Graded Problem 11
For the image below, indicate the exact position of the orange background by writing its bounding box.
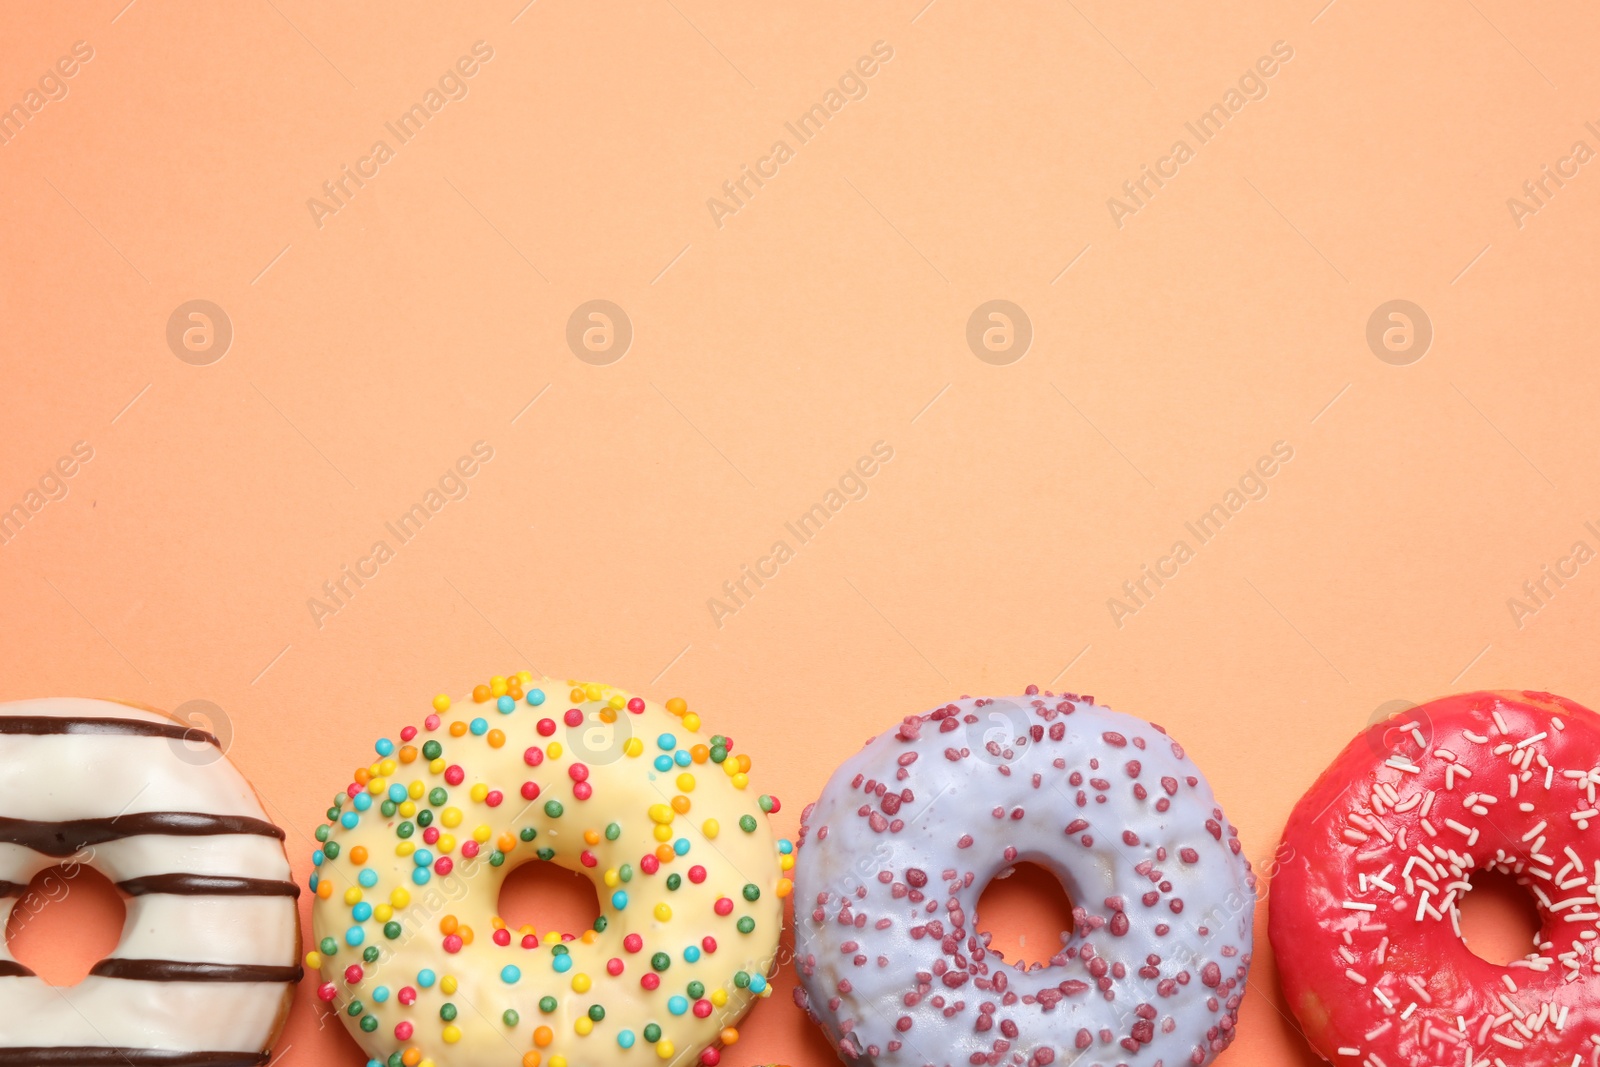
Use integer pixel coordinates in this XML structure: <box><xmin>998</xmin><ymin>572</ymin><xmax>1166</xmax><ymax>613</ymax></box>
<box><xmin>3</xmin><ymin>2</ymin><xmax>1599</xmax><ymax>1064</ymax></box>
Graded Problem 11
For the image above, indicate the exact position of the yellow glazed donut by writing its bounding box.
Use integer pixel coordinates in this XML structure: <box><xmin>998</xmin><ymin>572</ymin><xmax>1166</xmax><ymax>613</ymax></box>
<box><xmin>308</xmin><ymin>673</ymin><xmax>790</xmax><ymax>1067</ymax></box>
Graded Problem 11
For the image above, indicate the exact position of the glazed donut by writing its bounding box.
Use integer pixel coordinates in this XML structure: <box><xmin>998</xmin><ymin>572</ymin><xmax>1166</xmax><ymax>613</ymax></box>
<box><xmin>0</xmin><ymin>697</ymin><xmax>301</xmax><ymax>1066</ymax></box>
<box><xmin>1272</xmin><ymin>690</ymin><xmax>1600</xmax><ymax>1067</ymax></box>
<box><xmin>793</xmin><ymin>687</ymin><xmax>1256</xmax><ymax>1067</ymax></box>
<box><xmin>308</xmin><ymin>673</ymin><xmax>790</xmax><ymax>1067</ymax></box>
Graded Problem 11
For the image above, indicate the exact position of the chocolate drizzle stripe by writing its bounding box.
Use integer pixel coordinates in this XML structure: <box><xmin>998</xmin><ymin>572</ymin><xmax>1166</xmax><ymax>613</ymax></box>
<box><xmin>0</xmin><ymin>813</ymin><xmax>285</xmax><ymax>858</ymax></box>
<box><xmin>0</xmin><ymin>716</ymin><xmax>218</xmax><ymax>747</ymax></box>
<box><xmin>0</xmin><ymin>961</ymin><xmax>36</xmax><ymax>977</ymax></box>
<box><xmin>117</xmin><ymin>875</ymin><xmax>300</xmax><ymax>898</ymax></box>
<box><xmin>0</xmin><ymin>1050</ymin><xmax>267</xmax><ymax>1067</ymax></box>
<box><xmin>90</xmin><ymin>959</ymin><xmax>302</xmax><ymax>983</ymax></box>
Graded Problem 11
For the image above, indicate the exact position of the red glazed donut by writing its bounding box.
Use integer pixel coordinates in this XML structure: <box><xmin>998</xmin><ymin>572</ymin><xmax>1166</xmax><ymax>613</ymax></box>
<box><xmin>1272</xmin><ymin>690</ymin><xmax>1600</xmax><ymax>1067</ymax></box>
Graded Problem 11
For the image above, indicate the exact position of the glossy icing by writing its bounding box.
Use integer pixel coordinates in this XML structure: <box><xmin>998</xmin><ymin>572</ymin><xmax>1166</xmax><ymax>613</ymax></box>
<box><xmin>794</xmin><ymin>689</ymin><xmax>1256</xmax><ymax>1067</ymax></box>
<box><xmin>1273</xmin><ymin>690</ymin><xmax>1600</xmax><ymax>1067</ymax></box>
<box><xmin>0</xmin><ymin>697</ymin><xmax>300</xmax><ymax>1066</ymax></box>
<box><xmin>308</xmin><ymin>674</ymin><xmax>789</xmax><ymax>1067</ymax></box>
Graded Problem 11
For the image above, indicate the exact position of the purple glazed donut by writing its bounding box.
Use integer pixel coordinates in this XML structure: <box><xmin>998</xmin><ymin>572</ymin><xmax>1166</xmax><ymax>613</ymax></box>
<box><xmin>792</xmin><ymin>688</ymin><xmax>1256</xmax><ymax>1067</ymax></box>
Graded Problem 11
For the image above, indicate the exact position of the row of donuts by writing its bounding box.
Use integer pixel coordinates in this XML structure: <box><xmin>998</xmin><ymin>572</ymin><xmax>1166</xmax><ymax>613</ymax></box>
<box><xmin>0</xmin><ymin>681</ymin><xmax>1589</xmax><ymax>1067</ymax></box>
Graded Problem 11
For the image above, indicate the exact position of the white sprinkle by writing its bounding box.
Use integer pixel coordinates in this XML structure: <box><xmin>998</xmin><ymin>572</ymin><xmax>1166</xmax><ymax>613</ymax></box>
<box><xmin>1494</xmin><ymin>710</ymin><xmax>1510</xmax><ymax>733</ymax></box>
<box><xmin>1524</xmin><ymin>821</ymin><xmax>1549</xmax><ymax>842</ymax></box>
<box><xmin>1517</xmin><ymin>732</ymin><xmax>1548</xmax><ymax>749</ymax></box>
<box><xmin>1343</xmin><ymin>900</ymin><xmax>1378</xmax><ymax>912</ymax></box>
<box><xmin>1346</xmin><ymin>968</ymin><xmax>1367</xmax><ymax>984</ymax></box>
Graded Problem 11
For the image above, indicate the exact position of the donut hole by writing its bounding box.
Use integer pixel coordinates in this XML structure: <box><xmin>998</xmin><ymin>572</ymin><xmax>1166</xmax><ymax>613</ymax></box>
<box><xmin>974</xmin><ymin>862</ymin><xmax>1076</xmax><ymax>968</ymax></box>
<box><xmin>5</xmin><ymin>865</ymin><xmax>125</xmax><ymax>986</ymax></box>
<box><xmin>497</xmin><ymin>860</ymin><xmax>602</xmax><ymax>938</ymax></box>
<box><xmin>1457</xmin><ymin>869</ymin><xmax>1543</xmax><ymax>966</ymax></box>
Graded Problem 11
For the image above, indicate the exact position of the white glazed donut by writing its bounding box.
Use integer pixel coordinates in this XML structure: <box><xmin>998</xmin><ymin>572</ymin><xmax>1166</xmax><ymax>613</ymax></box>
<box><xmin>0</xmin><ymin>697</ymin><xmax>301</xmax><ymax>1067</ymax></box>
